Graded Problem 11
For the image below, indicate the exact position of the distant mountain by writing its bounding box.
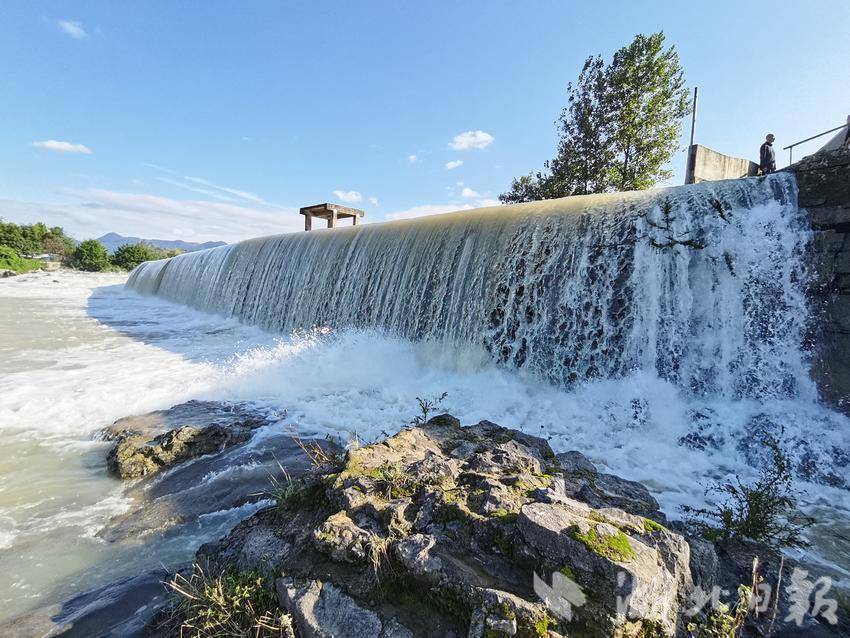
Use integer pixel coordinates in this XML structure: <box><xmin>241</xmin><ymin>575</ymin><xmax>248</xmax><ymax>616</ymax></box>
<box><xmin>97</xmin><ymin>232</ymin><xmax>226</xmax><ymax>254</ymax></box>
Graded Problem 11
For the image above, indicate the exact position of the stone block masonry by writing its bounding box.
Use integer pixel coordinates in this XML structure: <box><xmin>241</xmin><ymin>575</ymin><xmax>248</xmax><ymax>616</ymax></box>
<box><xmin>786</xmin><ymin>148</ymin><xmax>850</xmax><ymax>412</ymax></box>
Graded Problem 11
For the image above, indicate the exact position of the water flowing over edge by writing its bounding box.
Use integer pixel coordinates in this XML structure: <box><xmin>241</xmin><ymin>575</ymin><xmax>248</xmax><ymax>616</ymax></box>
<box><xmin>128</xmin><ymin>173</ymin><xmax>814</xmax><ymax>404</ymax></box>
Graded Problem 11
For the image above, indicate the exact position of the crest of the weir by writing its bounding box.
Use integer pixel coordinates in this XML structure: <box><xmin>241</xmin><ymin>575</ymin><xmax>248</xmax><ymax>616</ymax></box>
<box><xmin>128</xmin><ymin>174</ymin><xmax>812</xmax><ymax>402</ymax></box>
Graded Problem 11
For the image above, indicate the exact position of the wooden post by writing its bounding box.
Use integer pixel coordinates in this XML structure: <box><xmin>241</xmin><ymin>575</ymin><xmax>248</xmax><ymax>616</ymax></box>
<box><xmin>352</xmin><ymin>215</ymin><xmax>359</xmax><ymax>226</ymax></box>
<box><xmin>304</xmin><ymin>213</ymin><xmax>312</xmax><ymax>231</ymax></box>
<box><xmin>328</xmin><ymin>209</ymin><xmax>337</xmax><ymax>228</ymax></box>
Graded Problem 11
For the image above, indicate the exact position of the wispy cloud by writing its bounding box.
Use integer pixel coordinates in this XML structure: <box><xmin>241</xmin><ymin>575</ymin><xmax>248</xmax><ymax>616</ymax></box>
<box><xmin>445</xmin><ymin>160</ymin><xmax>463</xmax><ymax>170</ymax></box>
<box><xmin>332</xmin><ymin>190</ymin><xmax>363</xmax><ymax>204</ymax></box>
<box><xmin>449</xmin><ymin>130</ymin><xmax>494</xmax><ymax>150</ymax></box>
<box><xmin>384</xmin><ymin>197</ymin><xmax>500</xmax><ymax>222</ymax></box>
<box><xmin>0</xmin><ymin>188</ymin><xmax>301</xmax><ymax>244</ymax></box>
<box><xmin>461</xmin><ymin>186</ymin><xmax>480</xmax><ymax>198</ymax></box>
<box><xmin>142</xmin><ymin>163</ymin><xmax>276</xmax><ymax>207</ymax></box>
<box><xmin>154</xmin><ymin>177</ymin><xmax>238</xmax><ymax>202</ymax></box>
<box><xmin>184</xmin><ymin>176</ymin><xmax>265</xmax><ymax>204</ymax></box>
<box><xmin>369</xmin><ymin>196</ymin><xmax>379</xmax><ymax>206</ymax></box>
<box><xmin>58</xmin><ymin>19</ymin><xmax>87</xmax><ymax>39</ymax></box>
<box><xmin>31</xmin><ymin>140</ymin><xmax>92</xmax><ymax>154</ymax></box>
<box><xmin>407</xmin><ymin>154</ymin><xmax>418</xmax><ymax>163</ymax></box>
<box><xmin>385</xmin><ymin>204</ymin><xmax>472</xmax><ymax>221</ymax></box>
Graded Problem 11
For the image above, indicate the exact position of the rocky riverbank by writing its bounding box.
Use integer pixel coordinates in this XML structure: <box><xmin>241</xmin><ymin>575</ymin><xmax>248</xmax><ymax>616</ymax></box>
<box><xmin>4</xmin><ymin>405</ymin><xmax>846</xmax><ymax>638</ymax></box>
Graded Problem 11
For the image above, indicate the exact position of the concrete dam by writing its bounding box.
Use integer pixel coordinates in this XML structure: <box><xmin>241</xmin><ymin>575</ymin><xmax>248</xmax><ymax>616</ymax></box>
<box><xmin>128</xmin><ymin>173</ymin><xmax>815</xmax><ymax>401</ymax></box>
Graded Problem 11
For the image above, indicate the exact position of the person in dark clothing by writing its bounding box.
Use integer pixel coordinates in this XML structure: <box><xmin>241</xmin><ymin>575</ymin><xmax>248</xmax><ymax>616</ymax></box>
<box><xmin>760</xmin><ymin>134</ymin><xmax>776</xmax><ymax>174</ymax></box>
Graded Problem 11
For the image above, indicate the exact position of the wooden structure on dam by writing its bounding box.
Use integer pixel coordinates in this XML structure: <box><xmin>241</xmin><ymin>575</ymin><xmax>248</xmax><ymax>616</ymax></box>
<box><xmin>300</xmin><ymin>203</ymin><xmax>364</xmax><ymax>231</ymax></box>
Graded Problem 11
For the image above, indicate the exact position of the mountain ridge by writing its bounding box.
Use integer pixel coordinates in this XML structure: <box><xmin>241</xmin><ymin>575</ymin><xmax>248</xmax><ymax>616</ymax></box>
<box><xmin>97</xmin><ymin>232</ymin><xmax>226</xmax><ymax>254</ymax></box>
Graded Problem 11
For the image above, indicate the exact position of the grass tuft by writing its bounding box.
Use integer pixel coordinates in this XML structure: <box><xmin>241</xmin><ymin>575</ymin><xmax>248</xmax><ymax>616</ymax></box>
<box><xmin>165</xmin><ymin>564</ymin><xmax>294</xmax><ymax>637</ymax></box>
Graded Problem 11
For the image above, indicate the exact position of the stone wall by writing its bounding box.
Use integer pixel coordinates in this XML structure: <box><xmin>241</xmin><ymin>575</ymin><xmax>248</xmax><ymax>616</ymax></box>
<box><xmin>684</xmin><ymin>144</ymin><xmax>758</xmax><ymax>184</ymax></box>
<box><xmin>786</xmin><ymin>148</ymin><xmax>850</xmax><ymax>412</ymax></box>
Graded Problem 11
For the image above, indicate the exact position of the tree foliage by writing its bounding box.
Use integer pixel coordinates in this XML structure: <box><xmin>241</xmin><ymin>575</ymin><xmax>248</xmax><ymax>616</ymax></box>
<box><xmin>111</xmin><ymin>243</ymin><xmax>161</xmax><ymax>270</ymax></box>
<box><xmin>500</xmin><ymin>31</ymin><xmax>689</xmax><ymax>204</ymax></box>
<box><xmin>0</xmin><ymin>220</ymin><xmax>74</xmax><ymax>257</ymax></box>
<box><xmin>73</xmin><ymin>239</ymin><xmax>111</xmax><ymax>271</ymax></box>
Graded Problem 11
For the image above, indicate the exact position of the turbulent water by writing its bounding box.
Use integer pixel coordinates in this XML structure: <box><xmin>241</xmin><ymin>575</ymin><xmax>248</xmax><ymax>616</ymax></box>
<box><xmin>2</xmin><ymin>174</ymin><xmax>850</xmax><ymax>624</ymax></box>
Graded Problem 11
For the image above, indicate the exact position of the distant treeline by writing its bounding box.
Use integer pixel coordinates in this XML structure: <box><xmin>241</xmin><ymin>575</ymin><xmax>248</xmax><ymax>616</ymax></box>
<box><xmin>0</xmin><ymin>219</ymin><xmax>182</xmax><ymax>274</ymax></box>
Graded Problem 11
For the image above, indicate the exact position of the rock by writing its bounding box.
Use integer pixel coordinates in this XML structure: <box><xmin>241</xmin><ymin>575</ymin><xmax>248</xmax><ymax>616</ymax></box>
<box><xmin>517</xmin><ymin>500</ymin><xmax>688</xmax><ymax>636</ymax></box>
<box><xmin>555</xmin><ymin>450</ymin><xmax>597</xmax><ymax>475</ymax></box>
<box><xmin>103</xmin><ymin>400</ymin><xmax>274</xmax><ymax>479</ymax></box>
<box><xmin>313</xmin><ymin>511</ymin><xmax>373</xmax><ymax>564</ymax></box>
<box><xmin>275</xmin><ymin>578</ymin><xmax>386</xmax><ymax>638</ymax></box>
<box><xmin>0</xmin><ymin>269</ymin><xmax>16</xmax><ymax>278</ymax></box>
<box><xmin>191</xmin><ymin>414</ymin><xmax>715</xmax><ymax>637</ymax></box>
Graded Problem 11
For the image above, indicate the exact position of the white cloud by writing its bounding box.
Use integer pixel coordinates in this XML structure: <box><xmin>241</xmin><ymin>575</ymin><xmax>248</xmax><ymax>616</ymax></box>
<box><xmin>31</xmin><ymin>140</ymin><xmax>92</xmax><ymax>154</ymax></box>
<box><xmin>333</xmin><ymin>190</ymin><xmax>363</xmax><ymax>204</ymax></box>
<box><xmin>449</xmin><ymin>130</ymin><xmax>494</xmax><ymax>150</ymax></box>
<box><xmin>58</xmin><ymin>20</ymin><xmax>87</xmax><ymax>39</ymax></box>
<box><xmin>461</xmin><ymin>187</ymin><xmax>480</xmax><ymax>198</ymax></box>
<box><xmin>369</xmin><ymin>196</ymin><xmax>379</xmax><ymax>206</ymax></box>
<box><xmin>0</xmin><ymin>189</ymin><xmax>301</xmax><ymax>244</ymax></box>
<box><xmin>407</xmin><ymin>154</ymin><xmax>418</xmax><ymax>163</ymax></box>
<box><xmin>476</xmin><ymin>198</ymin><xmax>501</xmax><ymax>208</ymax></box>
<box><xmin>445</xmin><ymin>160</ymin><xmax>463</xmax><ymax>170</ymax></box>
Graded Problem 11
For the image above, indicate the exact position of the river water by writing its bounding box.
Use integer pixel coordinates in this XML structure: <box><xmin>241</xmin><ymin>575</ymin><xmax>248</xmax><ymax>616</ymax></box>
<box><xmin>1</xmin><ymin>267</ymin><xmax>849</xmax><ymax>624</ymax></box>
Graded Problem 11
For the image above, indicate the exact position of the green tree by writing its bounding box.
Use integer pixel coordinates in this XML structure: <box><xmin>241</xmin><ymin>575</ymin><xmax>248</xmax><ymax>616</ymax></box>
<box><xmin>0</xmin><ymin>221</ymin><xmax>28</xmax><ymax>254</ymax></box>
<box><xmin>605</xmin><ymin>32</ymin><xmax>690</xmax><ymax>190</ymax></box>
<box><xmin>501</xmin><ymin>31</ymin><xmax>689</xmax><ymax>203</ymax></box>
<box><xmin>73</xmin><ymin>239</ymin><xmax>110</xmax><ymax>271</ymax></box>
<box><xmin>111</xmin><ymin>243</ymin><xmax>161</xmax><ymax>270</ymax></box>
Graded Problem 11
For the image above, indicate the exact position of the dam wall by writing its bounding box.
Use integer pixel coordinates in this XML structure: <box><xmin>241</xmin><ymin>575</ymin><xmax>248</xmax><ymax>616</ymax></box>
<box><xmin>128</xmin><ymin>175</ymin><xmax>814</xmax><ymax>406</ymax></box>
<box><xmin>788</xmin><ymin>148</ymin><xmax>850</xmax><ymax>411</ymax></box>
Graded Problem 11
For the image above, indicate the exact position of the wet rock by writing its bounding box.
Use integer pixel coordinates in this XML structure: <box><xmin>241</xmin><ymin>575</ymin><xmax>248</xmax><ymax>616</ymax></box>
<box><xmin>103</xmin><ymin>400</ymin><xmax>274</xmax><ymax>479</ymax></box>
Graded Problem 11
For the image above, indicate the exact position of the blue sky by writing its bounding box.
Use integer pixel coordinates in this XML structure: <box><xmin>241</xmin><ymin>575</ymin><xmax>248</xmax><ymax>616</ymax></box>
<box><xmin>1</xmin><ymin>1</ymin><xmax>848</xmax><ymax>242</ymax></box>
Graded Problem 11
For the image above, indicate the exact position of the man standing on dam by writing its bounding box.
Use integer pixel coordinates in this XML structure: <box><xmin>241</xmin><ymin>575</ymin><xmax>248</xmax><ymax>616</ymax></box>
<box><xmin>760</xmin><ymin>133</ymin><xmax>777</xmax><ymax>174</ymax></box>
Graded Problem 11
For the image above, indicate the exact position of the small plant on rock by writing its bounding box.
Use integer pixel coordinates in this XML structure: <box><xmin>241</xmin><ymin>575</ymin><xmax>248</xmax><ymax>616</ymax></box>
<box><xmin>374</xmin><ymin>461</ymin><xmax>420</xmax><ymax>499</ymax></box>
<box><xmin>165</xmin><ymin>564</ymin><xmax>294</xmax><ymax>637</ymax></box>
<box><xmin>686</xmin><ymin>583</ymin><xmax>751</xmax><ymax>638</ymax></box>
<box><xmin>409</xmin><ymin>391</ymin><xmax>449</xmax><ymax>426</ymax></box>
<box><xmin>266</xmin><ymin>461</ymin><xmax>300</xmax><ymax>511</ymax></box>
<box><xmin>682</xmin><ymin>430</ymin><xmax>813</xmax><ymax>549</ymax></box>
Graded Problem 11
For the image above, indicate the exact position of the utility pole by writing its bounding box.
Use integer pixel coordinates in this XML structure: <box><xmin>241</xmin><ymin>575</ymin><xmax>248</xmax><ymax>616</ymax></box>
<box><xmin>689</xmin><ymin>87</ymin><xmax>698</xmax><ymax>147</ymax></box>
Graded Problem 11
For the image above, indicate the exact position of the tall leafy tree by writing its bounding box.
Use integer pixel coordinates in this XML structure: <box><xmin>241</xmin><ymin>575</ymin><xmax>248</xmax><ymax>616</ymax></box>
<box><xmin>604</xmin><ymin>32</ymin><xmax>689</xmax><ymax>191</ymax></box>
<box><xmin>500</xmin><ymin>32</ymin><xmax>689</xmax><ymax>204</ymax></box>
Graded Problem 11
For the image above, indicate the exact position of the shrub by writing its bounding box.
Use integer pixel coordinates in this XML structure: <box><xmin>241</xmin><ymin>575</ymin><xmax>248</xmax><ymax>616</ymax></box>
<box><xmin>410</xmin><ymin>392</ymin><xmax>449</xmax><ymax>426</ymax></box>
<box><xmin>111</xmin><ymin>242</ymin><xmax>161</xmax><ymax>270</ymax></box>
<box><xmin>72</xmin><ymin>239</ymin><xmax>110</xmax><ymax>271</ymax></box>
<box><xmin>682</xmin><ymin>430</ymin><xmax>813</xmax><ymax>548</ymax></box>
<box><xmin>166</xmin><ymin>564</ymin><xmax>294</xmax><ymax>637</ymax></box>
<box><xmin>0</xmin><ymin>246</ymin><xmax>42</xmax><ymax>274</ymax></box>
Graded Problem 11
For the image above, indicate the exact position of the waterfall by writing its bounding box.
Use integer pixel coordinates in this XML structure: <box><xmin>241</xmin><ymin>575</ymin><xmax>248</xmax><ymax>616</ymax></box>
<box><xmin>127</xmin><ymin>173</ymin><xmax>812</xmax><ymax>402</ymax></box>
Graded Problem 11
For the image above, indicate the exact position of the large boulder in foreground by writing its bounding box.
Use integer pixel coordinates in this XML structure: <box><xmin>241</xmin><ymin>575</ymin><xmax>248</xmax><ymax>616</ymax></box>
<box><xmin>103</xmin><ymin>400</ymin><xmax>274</xmax><ymax>479</ymax></box>
<box><xmin>196</xmin><ymin>415</ymin><xmax>715</xmax><ymax>637</ymax></box>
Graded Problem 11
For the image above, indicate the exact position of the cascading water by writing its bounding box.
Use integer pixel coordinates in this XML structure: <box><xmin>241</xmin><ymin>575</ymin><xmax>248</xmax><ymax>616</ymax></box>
<box><xmin>128</xmin><ymin>173</ymin><xmax>813</xmax><ymax>403</ymax></box>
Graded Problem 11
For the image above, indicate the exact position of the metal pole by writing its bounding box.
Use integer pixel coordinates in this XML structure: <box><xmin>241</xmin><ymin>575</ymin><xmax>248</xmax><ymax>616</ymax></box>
<box><xmin>689</xmin><ymin>87</ymin><xmax>698</xmax><ymax>147</ymax></box>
